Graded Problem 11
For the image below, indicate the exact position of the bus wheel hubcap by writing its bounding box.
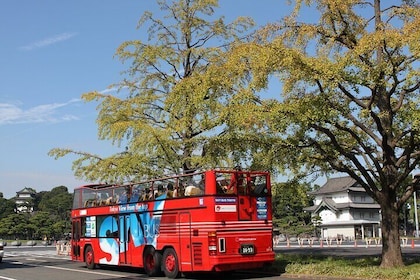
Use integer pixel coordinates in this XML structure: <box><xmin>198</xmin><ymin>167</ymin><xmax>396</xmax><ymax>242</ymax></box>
<box><xmin>166</xmin><ymin>255</ymin><xmax>175</xmax><ymax>271</ymax></box>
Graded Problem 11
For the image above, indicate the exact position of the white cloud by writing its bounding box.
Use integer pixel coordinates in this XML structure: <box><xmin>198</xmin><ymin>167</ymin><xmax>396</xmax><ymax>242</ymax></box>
<box><xmin>20</xmin><ymin>32</ymin><xmax>78</xmax><ymax>51</ymax></box>
<box><xmin>99</xmin><ymin>85</ymin><xmax>130</xmax><ymax>95</ymax></box>
<box><xmin>99</xmin><ymin>87</ymin><xmax>118</xmax><ymax>94</ymax></box>
<box><xmin>0</xmin><ymin>99</ymin><xmax>80</xmax><ymax>125</ymax></box>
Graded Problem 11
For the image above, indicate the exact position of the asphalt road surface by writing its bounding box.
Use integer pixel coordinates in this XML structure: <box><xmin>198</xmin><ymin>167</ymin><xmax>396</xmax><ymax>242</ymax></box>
<box><xmin>2</xmin><ymin>244</ymin><xmax>420</xmax><ymax>280</ymax></box>
<box><xmin>0</xmin><ymin>246</ymin><xmax>283</xmax><ymax>280</ymax></box>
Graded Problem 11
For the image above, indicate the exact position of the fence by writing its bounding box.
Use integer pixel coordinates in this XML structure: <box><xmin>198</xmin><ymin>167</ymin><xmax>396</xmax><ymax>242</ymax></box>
<box><xmin>56</xmin><ymin>241</ymin><xmax>71</xmax><ymax>255</ymax></box>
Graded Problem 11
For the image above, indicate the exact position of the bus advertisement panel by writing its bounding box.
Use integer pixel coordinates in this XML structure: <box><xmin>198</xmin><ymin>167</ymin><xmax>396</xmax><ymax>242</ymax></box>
<box><xmin>70</xmin><ymin>169</ymin><xmax>275</xmax><ymax>278</ymax></box>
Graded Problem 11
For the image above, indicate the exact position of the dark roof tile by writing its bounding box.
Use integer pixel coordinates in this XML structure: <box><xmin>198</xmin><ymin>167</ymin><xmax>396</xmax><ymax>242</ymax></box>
<box><xmin>311</xmin><ymin>176</ymin><xmax>358</xmax><ymax>195</ymax></box>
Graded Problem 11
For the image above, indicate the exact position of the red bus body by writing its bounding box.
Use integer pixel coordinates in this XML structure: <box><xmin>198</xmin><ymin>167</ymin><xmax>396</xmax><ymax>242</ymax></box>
<box><xmin>70</xmin><ymin>169</ymin><xmax>275</xmax><ymax>278</ymax></box>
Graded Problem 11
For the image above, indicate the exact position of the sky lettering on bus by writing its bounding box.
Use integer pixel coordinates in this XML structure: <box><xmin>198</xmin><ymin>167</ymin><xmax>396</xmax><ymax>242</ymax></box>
<box><xmin>97</xmin><ymin>199</ymin><xmax>165</xmax><ymax>265</ymax></box>
<box><xmin>98</xmin><ymin>216</ymin><xmax>119</xmax><ymax>265</ymax></box>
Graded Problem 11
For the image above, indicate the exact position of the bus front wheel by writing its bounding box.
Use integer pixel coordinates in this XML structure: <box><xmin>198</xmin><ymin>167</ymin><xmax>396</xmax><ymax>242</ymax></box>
<box><xmin>143</xmin><ymin>247</ymin><xmax>162</xmax><ymax>276</ymax></box>
<box><xmin>84</xmin><ymin>246</ymin><xmax>95</xmax><ymax>269</ymax></box>
<box><xmin>162</xmin><ymin>248</ymin><xmax>180</xmax><ymax>279</ymax></box>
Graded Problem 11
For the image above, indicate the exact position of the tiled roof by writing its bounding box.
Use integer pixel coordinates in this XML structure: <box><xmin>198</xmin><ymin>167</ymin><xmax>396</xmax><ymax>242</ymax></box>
<box><xmin>311</xmin><ymin>176</ymin><xmax>358</xmax><ymax>195</ymax></box>
<box><xmin>16</xmin><ymin>187</ymin><xmax>36</xmax><ymax>194</ymax></box>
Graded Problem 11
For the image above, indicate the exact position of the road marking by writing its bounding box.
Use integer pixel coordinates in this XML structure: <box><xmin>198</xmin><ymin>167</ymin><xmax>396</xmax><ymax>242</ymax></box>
<box><xmin>43</xmin><ymin>265</ymin><xmax>128</xmax><ymax>278</ymax></box>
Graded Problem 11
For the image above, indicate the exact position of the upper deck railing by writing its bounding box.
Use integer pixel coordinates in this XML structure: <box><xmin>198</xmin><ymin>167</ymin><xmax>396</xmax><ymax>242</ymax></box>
<box><xmin>72</xmin><ymin>169</ymin><xmax>270</xmax><ymax>209</ymax></box>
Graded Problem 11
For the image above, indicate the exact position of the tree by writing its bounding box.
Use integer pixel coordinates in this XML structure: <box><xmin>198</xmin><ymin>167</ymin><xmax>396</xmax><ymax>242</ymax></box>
<box><xmin>213</xmin><ymin>0</ymin><xmax>420</xmax><ymax>268</ymax></box>
<box><xmin>0</xmin><ymin>197</ymin><xmax>16</xmax><ymax>219</ymax></box>
<box><xmin>0</xmin><ymin>213</ymin><xmax>31</xmax><ymax>240</ymax></box>
<box><xmin>30</xmin><ymin>211</ymin><xmax>54</xmax><ymax>240</ymax></box>
<box><xmin>48</xmin><ymin>0</ymin><xmax>254</xmax><ymax>182</ymax></box>
<box><xmin>37</xmin><ymin>186</ymin><xmax>73</xmax><ymax>221</ymax></box>
<box><xmin>272</xmin><ymin>180</ymin><xmax>313</xmax><ymax>236</ymax></box>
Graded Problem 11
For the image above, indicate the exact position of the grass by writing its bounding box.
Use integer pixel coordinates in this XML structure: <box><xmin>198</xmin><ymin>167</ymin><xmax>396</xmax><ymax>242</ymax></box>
<box><xmin>268</xmin><ymin>254</ymin><xmax>420</xmax><ymax>280</ymax></box>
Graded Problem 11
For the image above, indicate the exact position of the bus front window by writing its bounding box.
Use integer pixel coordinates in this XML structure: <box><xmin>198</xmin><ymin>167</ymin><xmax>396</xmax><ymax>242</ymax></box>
<box><xmin>251</xmin><ymin>175</ymin><xmax>268</xmax><ymax>196</ymax></box>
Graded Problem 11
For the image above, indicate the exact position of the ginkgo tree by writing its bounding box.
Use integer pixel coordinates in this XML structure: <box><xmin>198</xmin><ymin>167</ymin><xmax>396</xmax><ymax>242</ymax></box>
<box><xmin>207</xmin><ymin>0</ymin><xmax>420</xmax><ymax>268</ymax></box>
<box><xmin>49</xmin><ymin>0</ymin><xmax>254</xmax><ymax>182</ymax></box>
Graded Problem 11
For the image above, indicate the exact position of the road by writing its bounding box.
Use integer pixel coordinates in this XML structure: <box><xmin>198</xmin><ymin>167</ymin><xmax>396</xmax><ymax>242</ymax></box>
<box><xmin>2</xmin><ymin>243</ymin><xmax>419</xmax><ymax>280</ymax></box>
<box><xmin>0</xmin><ymin>246</ymin><xmax>283</xmax><ymax>280</ymax></box>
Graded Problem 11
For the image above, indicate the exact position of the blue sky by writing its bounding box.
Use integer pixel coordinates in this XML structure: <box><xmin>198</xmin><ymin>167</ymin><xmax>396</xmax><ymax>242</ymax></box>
<box><xmin>0</xmin><ymin>0</ymin><xmax>298</xmax><ymax>199</ymax></box>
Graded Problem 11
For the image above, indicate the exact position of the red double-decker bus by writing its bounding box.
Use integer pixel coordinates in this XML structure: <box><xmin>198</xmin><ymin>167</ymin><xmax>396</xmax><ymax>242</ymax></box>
<box><xmin>70</xmin><ymin>168</ymin><xmax>275</xmax><ymax>278</ymax></box>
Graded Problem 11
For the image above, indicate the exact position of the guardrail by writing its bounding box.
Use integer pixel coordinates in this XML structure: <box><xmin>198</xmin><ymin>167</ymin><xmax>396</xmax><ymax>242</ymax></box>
<box><xmin>274</xmin><ymin>236</ymin><xmax>419</xmax><ymax>248</ymax></box>
<box><xmin>56</xmin><ymin>241</ymin><xmax>71</xmax><ymax>256</ymax></box>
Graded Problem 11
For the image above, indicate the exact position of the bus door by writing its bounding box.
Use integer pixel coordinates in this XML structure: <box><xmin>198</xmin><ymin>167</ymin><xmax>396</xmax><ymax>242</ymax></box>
<box><xmin>179</xmin><ymin>212</ymin><xmax>192</xmax><ymax>271</ymax></box>
<box><xmin>237</xmin><ymin>173</ymin><xmax>253</xmax><ymax>221</ymax></box>
<box><xmin>119</xmin><ymin>215</ymin><xmax>132</xmax><ymax>265</ymax></box>
<box><xmin>71</xmin><ymin>218</ymin><xmax>82</xmax><ymax>261</ymax></box>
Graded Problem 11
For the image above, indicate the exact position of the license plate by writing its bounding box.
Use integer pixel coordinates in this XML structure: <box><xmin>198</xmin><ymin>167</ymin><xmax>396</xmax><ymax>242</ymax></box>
<box><xmin>240</xmin><ymin>244</ymin><xmax>255</xmax><ymax>255</ymax></box>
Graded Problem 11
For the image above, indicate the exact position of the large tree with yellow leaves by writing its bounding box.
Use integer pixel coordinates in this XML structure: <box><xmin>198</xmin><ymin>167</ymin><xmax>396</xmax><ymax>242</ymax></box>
<box><xmin>49</xmin><ymin>0</ymin><xmax>254</xmax><ymax>181</ymax></box>
<box><xmin>210</xmin><ymin>0</ymin><xmax>420</xmax><ymax>267</ymax></box>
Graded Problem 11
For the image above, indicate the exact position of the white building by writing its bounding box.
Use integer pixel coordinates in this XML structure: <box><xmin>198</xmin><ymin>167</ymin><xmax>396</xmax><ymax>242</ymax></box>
<box><xmin>15</xmin><ymin>187</ymin><xmax>36</xmax><ymax>213</ymax></box>
<box><xmin>304</xmin><ymin>176</ymin><xmax>381</xmax><ymax>240</ymax></box>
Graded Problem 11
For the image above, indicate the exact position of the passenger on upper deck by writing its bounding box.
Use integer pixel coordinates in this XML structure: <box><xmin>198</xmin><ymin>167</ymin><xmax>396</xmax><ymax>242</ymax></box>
<box><xmin>156</xmin><ymin>185</ymin><xmax>165</xmax><ymax>198</ymax></box>
<box><xmin>145</xmin><ymin>187</ymin><xmax>154</xmax><ymax>200</ymax></box>
<box><xmin>184</xmin><ymin>185</ymin><xmax>202</xmax><ymax>196</ymax></box>
<box><xmin>130</xmin><ymin>188</ymin><xmax>140</xmax><ymax>203</ymax></box>
<box><xmin>117</xmin><ymin>189</ymin><xmax>128</xmax><ymax>204</ymax></box>
<box><xmin>167</xmin><ymin>183</ymin><xmax>174</xmax><ymax>198</ymax></box>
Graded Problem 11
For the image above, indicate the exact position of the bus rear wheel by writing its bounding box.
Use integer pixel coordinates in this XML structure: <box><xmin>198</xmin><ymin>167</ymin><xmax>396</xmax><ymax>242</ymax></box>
<box><xmin>162</xmin><ymin>248</ymin><xmax>180</xmax><ymax>279</ymax></box>
<box><xmin>143</xmin><ymin>247</ymin><xmax>162</xmax><ymax>277</ymax></box>
<box><xmin>84</xmin><ymin>246</ymin><xmax>95</xmax><ymax>269</ymax></box>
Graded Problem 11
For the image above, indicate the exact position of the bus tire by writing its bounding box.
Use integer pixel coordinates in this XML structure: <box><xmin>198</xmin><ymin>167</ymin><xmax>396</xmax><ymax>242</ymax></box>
<box><xmin>143</xmin><ymin>247</ymin><xmax>162</xmax><ymax>276</ymax></box>
<box><xmin>162</xmin><ymin>247</ymin><xmax>180</xmax><ymax>279</ymax></box>
<box><xmin>84</xmin><ymin>246</ymin><xmax>96</xmax><ymax>269</ymax></box>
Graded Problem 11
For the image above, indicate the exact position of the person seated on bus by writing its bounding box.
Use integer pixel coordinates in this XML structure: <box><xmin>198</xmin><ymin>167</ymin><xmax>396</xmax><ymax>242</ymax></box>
<box><xmin>174</xmin><ymin>183</ymin><xmax>186</xmax><ymax>197</ymax></box>
<box><xmin>185</xmin><ymin>185</ymin><xmax>202</xmax><ymax>196</ymax></box>
<box><xmin>156</xmin><ymin>184</ymin><xmax>165</xmax><ymax>198</ymax></box>
<box><xmin>172</xmin><ymin>185</ymin><xmax>179</xmax><ymax>197</ymax></box>
<box><xmin>117</xmin><ymin>190</ymin><xmax>128</xmax><ymax>204</ymax></box>
<box><xmin>105</xmin><ymin>196</ymin><xmax>114</xmax><ymax>205</ymax></box>
<box><xmin>248</xmin><ymin>177</ymin><xmax>257</xmax><ymax>194</ymax></box>
<box><xmin>84</xmin><ymin>199</ymin><xmax>94</xmax><ymax>208</ymax></box>
<box><xmin>143</xmin><ymin>187</ymin><xmax>153</xmax><ymax>200</ymax></box>
<box><xmin>223</xmin><ymin>170</ymin><xmax>243</xmax><ymax>194</ymax></box>
<box><xmin>138</xmin><ymin>189</ymin><xmax>146</xmax><ymax>201</ymax></box>
<box><xmin>130</xmin><ymin>189</ymin><xmax>140</xmax><ymax>203</ymax></box>
<box><xmin>166</xmin><ymin>183</ymin><xmax>174</xmax><ymax>198</ymax></box>
<box><xmin>217</xmin><ymin>179</ymin><xmax>229</xmax><ymax>194</ymax></box>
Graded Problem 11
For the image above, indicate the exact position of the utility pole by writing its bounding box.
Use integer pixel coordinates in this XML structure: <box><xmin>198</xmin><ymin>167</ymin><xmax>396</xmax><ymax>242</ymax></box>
<box><xmin>414</xmin><ymin>191</ymin><xmax>419</xmax><ymax>237</ymax></box>
<box><xmin>414</xmin><ymin>174</ymin><xmax>420</xmax><ymax>238</ymax></box>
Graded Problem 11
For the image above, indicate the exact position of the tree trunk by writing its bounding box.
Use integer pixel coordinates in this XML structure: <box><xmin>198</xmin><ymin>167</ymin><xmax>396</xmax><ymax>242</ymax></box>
<box><xmin>380</xmin><ymin>202</ymin><xmax>404</xmax><ymax>267</ymax></box>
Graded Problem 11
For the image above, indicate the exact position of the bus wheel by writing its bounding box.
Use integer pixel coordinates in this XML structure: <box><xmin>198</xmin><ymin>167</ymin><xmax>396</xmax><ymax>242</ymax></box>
<box><xmin>143</xmin><ymin>247</ymin><xmax>162</xmax><ymax>276</ymax></box>
<box><xmin>162</xmin><ymin>248</ymin><xmax>180</xmax><ymax>279</ymax></box>
<box><xmin>85</xmin><ymin>246</ymin><xmax>95</xmax><ymax>269</ymax></box>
